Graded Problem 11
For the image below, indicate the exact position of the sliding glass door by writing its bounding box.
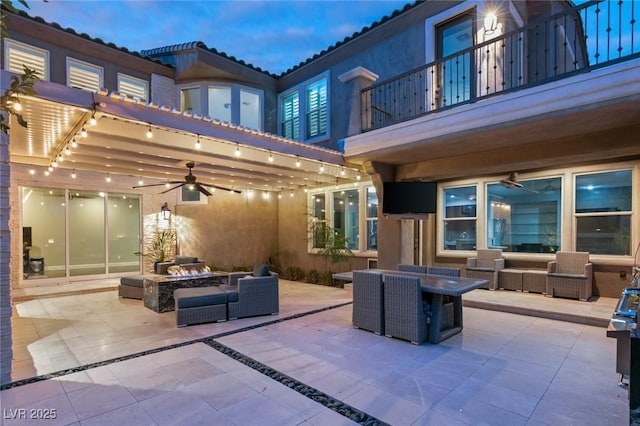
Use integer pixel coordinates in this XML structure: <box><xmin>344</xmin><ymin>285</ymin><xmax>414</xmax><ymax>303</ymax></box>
<box><xmin>21</xmin><ymin>186</ymin><xmax>141</xmax><ymax>280</ymax></box>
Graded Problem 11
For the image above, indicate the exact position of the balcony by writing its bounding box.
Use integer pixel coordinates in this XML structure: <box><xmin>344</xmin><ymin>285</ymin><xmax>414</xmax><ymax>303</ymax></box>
<box><xmin>361</xmin><ymin>0</ymin><xmax>639</xmax><ymax>133</ymax></box>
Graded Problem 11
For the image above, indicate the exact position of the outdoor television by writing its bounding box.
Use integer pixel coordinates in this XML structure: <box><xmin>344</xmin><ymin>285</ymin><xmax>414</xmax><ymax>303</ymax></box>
<box><xmin>382</xmin><ymin>182</ymin><xmax>437</xmax><ymax>216</ymax></box>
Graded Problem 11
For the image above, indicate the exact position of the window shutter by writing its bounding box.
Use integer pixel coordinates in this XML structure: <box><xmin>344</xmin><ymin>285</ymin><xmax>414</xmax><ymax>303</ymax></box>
<box><xmin>117</xmin><ymin>73</ymin><xmax>148</xmax><ymax>101</ymax></box>
<box><xmin>5</xmin><ymin>39</ymin><xmax>48</xmax><ymax>80</ymax></box>
<box><xmin>67</xmin><ymin>58</ymin><xmax>103</xmax><ymax>92</ymax></box>
<box><xmin>281</xmin><ymin>93</ymin><xmax>300</xmax><ymax>140</ymax></box>
<box><xmin>306</xmin><ymin>79</ymin><xmax>327</xmax><ymax>139</ymax></box>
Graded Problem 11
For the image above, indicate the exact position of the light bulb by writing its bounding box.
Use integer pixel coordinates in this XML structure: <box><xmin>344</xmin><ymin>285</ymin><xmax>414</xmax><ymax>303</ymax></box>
<box><xmin>58</xmin><ymin>154</ymin><xmax>64</xmax><ymax>162</ymax></box>
<box><xmin>89</xmin><ymin>114</ymin><xmax>97</xmax><ymax>126</ymax></box>
<box><xmin>146</xmin><ymin>126</ymin><xmax>153</xmax><ymax>139</ymax></box>
<box><xmin>268</xmin><ymin>152</ymin><xmax>274</xmax><ymax>162</ymax></box>
<box><xmin>71</xmin><ymin>170</ymin><xmax>77</xmax><ymax>179</ymax></box>
<box><xmin>80</xmin><ymin>127</ymin><xmax>88</xmax><ymax>138</ymax></box>
<box><xmin>52</xmin><ymin>161</ymin><xmax>58</xmax><ymax>168</ymax></box>
<box><xmin>71</xmin><ymin>139</ymin><xmax>78</xmax><ymax>148</ymax></box>
<box><xmin>65</xmin><ymin>145</ymin><xmax>71</xmax><ymax>155</ymax></box>
<box><xmin>295</xmin><ymin>157</ymin><xmax>301</xmax><ymax>168</ymax></box>
<box><xmin>195</xmin><ymin>135</ymin><xmax>201</xmax><ymax>150</ymax></box>
<box><xmin>48</xmin><ymin>165</ymin><xmax>54</xmax><ymax>172</ymax></box>
<box><xmin>138</xmin><ymin>178</ymin><xmax>144</xmax><ymax>185</ymax></box>
<box><xmin>105</xmin><ymin>173</ymin><xmax>111</xmax><ymax>183</ymax></box>
<box><xmin>235</xmin><ymin>144</ymin><xmax>241</xmax><ymax>157</ymax></box>
<box><xmin>319</xmin><ymin>163</ymin><xmax>325</xmax><ymax>173</ymax></box>
<box><xmin>29</xmin><ymin>169</ymin><xmax>35</xmax><ymax>175</ymax></box>
<box><xmin>44</xmin><ymin>170</ymin><xmax>50</xmax><ymax>176</ymax></box>
<box><xmin>341</xmin><ymin>167</ymin><xmax>345</xmax><ymax>176</ymax></box>
<box><xmin>13</xmin><ymin>101</ymin><xmax>22</xmax><ymax>112</ymax></box>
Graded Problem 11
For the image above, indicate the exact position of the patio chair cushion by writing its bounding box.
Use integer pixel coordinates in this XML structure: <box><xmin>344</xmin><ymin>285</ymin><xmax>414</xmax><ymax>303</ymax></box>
<box><xmin>175</xmin><ymin>256</ymin><xmax>198</xmax><ymax>265</ymax></box>
<box><xmin>554</xmin><ymin>251</ymin><xmax>589</xmax><ymax>275</ymax></box>
<box><xmin>120</xmin><ymin>276</ymin><xmax>144</xmax><ymax>287</ymax></box>
<box><xmin>476</xmin><ymin>249</ymin><xmax>502</xmax><ymax>268</ymax></box>
<box><xmin>253</xmin><ymin>263</ymin><xmax>270</xmax><ymax>277</ymax></box>
<box><xmin>175</xmin><ymin>287</ymin><xmax>227</xmax><ymax>309</ymax></box>
<box><xmin>219</xmin><ymin>284</ymin><xmax>239</xmax><ymax>302</ymax></box>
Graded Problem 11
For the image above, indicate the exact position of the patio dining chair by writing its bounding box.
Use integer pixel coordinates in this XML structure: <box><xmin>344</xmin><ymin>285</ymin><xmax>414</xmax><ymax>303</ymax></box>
<box><xmin>383</xmin><ymin>274</ymin><xmax>429</xmax><ymax>345</ymax></box>
<box><xmin>398</xmin><ymin>264</ymin><xmax>428</xmax><ymax>273</ymax></box>
<box><xmin>352</xmin><ymin>271</ymin><xmax>385</xmax><ymax>335</ymax></box>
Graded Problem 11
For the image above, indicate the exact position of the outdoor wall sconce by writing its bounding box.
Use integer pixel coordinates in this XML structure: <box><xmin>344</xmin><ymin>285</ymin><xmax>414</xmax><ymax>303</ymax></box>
<box><xmin>484</xmin><ymin>12</ymin><xmax>498</xmax><ymax>35</ymax></box>
<box><xmin>160</xmin><ymin>202</ymin><xmax>171</xmax><ymax>220</ymax></box>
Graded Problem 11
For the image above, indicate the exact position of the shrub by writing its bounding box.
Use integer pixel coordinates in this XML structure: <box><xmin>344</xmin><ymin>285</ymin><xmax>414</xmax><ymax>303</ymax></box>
<box><xmin>306</xmin><ymin>269</ymin><xmax>321</xmax><ymax>284</ymax></box>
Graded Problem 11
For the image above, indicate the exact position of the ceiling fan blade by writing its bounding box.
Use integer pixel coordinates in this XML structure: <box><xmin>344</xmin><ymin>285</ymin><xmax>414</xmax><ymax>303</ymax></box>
<box><xmin>159</xmin><ymin>183</ymin><xmax>185</xmax><ymax>194</ymax></box>
<box><xmin>210</xmin><ymin>184</ymin><xmax>241</xmax><ymax>194</ymax></box>
<box><xmin>133</xmin><ymin>181</ymin><xmax>182</xmax><ymax>189</ymax></box>
<box><xmin>197</xmin><ymin>184</ymin><xmax>212</xmax><ymax>197</ymax></box>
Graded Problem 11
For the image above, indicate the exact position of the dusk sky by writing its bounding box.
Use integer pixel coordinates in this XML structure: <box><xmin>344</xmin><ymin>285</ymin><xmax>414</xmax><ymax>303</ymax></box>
<box><xmin>17</xmin><ymin>0</ymin><xmax>411</xmax><ymax>74</ymax></box>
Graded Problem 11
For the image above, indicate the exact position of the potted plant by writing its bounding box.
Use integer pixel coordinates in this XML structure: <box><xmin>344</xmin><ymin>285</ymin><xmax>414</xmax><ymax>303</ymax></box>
<box><xmin>136</xmin><ymin>230</ymin><xmax>177</xmax><ymax>273</ymax></box>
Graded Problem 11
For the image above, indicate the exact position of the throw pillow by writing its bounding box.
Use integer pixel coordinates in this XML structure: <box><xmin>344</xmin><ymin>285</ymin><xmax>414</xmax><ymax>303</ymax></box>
<box><xmin>253</xmin><ymin>263</ymin><xmax>270</xmax><ymax>277</ymax></box>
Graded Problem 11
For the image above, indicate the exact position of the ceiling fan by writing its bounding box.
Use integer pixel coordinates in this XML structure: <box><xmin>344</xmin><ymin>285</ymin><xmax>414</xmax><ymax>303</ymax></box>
<box><xmin>133</xmin><ymin>162</ymin><xmax>241</xmax><ymax>196</ymax></box>
<box><xmin>499</xmin><ymin>172</ymin><xmax>538</xmax><ymax>193</ymax></box>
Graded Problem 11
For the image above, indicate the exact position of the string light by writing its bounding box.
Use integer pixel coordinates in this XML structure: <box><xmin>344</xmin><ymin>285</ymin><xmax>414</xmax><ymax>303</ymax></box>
<box><xmin>319</xmin><ymin>162</ymin><xmax>325</xmax><ymax>173</ymax></box>
<box><xmin>80</xmin><ymin>127</ymin><xmax>88</xmax><ymax>138</ymax></box>
<box><xmin>138</xmin><ymin>177</ymin><xmax>144</xmax><ymax>186</ymax></box>
<box><xmin>71</xmin><ymin>169</ymin><xmax>77</xmax><ymax>179</ymax></box>
<box><xmin>71</xmin><ymin>138</ymin><xmax>78</xmax><ymax>148</ymax></box>
<box><xmin>64</xmin><ymin>145</ymin><xmax>71</xmax><ymax>155</ymax></box>
<box><xmin>195</xmin><ymin>134</ymin><xmax>201</xmax><ymax>150</ymax></box>
<box><xmin>235</xmin><ymin>143</ymin><xmax>241</xmax><ymax>157</ymax></box>
<box><xmin>29</xmin><ymin>169</ymin><xmax>35</xmax><ymax>175</ymax></box>
<box><xmin>146</xmin><ymin>125</ymin><xmax>153</xmax><ymax>139</ymax></box>
<box><xmin>295</xmin><ymin>156</ymin><xmax>301</xmax><ymax>168</ymax></box>
<box><xmin>341</xmin><ymin>167</ymin><xmax>345</xmax><ymax>176</ymax></box>
<box><xmin>268</xmin><ymin>151</ymin><xmax>274</xmax><ymax>162</ymax></box>
<box><xmin>11</xmin><ymin>96</ymin><xmax>22</xmax><ymax>112</ymax></box>
<box><xmin>105</xmin><ymin>173</ymin><xmax>111</xmax><ymax>183</ymax></box>
<box><xmin>48</xmin><ymin>165</ymin><xmax>54</xmax><ymax>172</ymax></box>
<box><xmin>44</xmin><ymin>170</ymin><xmax>50</xmax><ymax>176</ymax></box>
<box><xmin>89</xmin><ymin>113</ymin><xmax>97</xmax><ymax>126</ymax></box>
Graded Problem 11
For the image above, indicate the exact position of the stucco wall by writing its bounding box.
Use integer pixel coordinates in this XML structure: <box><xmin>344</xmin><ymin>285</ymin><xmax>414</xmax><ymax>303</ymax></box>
<box><xmin>174</xmin><ymin>191</ymin><xmax>278</xmax><ymax>270</ymax></box>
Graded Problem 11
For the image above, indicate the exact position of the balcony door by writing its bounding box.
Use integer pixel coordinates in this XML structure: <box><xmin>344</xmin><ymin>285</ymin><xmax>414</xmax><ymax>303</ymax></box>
<box><xmin>436</xmin><ymin>12</ymin><xmax>475</xmax><ymax>108</ymax></box>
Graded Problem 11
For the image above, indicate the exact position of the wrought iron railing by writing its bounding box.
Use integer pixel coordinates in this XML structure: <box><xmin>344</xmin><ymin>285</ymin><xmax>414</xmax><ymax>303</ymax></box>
<box><xmin>361</xmin><ymin>0</ymin><xmax>639</xmax><ymax>132</ymax></box>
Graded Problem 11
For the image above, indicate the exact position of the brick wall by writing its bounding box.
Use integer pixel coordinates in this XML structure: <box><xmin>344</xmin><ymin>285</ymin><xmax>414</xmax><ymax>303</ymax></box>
<box><xmin>150</xmin><ymin>73</ymin><xmax>177</xmax><ymax>109</ymax></box>
<box><xmin>0</xmin><ymin>130</ymin><xmax>12</xmax><ymax>385</ymax></box>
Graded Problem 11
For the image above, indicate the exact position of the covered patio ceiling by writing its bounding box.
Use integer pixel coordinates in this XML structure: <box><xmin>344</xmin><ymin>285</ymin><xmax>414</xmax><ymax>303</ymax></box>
<box><xmin>6</xmin><ymin>74</ymin><xmax>364</xmax><ymax>194</ymax></box>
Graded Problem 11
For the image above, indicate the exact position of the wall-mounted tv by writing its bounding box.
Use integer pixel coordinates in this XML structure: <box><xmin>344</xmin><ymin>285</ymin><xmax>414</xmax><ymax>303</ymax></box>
<box><xmin>382</xmin><ymin>182</ymin><xmax>437</xmax><ymax>216</ymax></box>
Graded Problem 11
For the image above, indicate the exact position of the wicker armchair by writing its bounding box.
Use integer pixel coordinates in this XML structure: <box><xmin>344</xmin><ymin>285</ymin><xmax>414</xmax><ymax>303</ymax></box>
<box><xmin>398</xmin><ymin>264</ymin><xmax>428</xmax><ymax>273</ymax></box>
<box><xmin>547</xmin><ymin>251</ymin><xmax>592</xmax><ymax>301</ymax></box>
<box><xmin>352</xmin><ymin>271</ymin><xmax>385</xmax><ymax>335</ymax></box>
<box><xmin>383</xmin><ymin>274</ymin><xmax>429</xmax><ymax>345</ymax></box>
<box><xmin>465</xmin><ymin>249</ymin><xmax>504</xmax><ymax>290</ymax></box>
<box><xmin>223</xmin><ymin>272</ymin><xmax>279</xmax><ymax>319</ymax></box>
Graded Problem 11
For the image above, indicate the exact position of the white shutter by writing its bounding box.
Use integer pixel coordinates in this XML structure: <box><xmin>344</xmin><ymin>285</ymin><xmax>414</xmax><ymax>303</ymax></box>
<box><xmin>117</xmin><ymin>73</ymin><xmax>148</xmax><ymax>101</ymax></box>
<box><xmin>67</xmin><ymin>58</ymin><xmax>103</xmax><ymax>92</ymax></box>
<box><xmin>4</xmin><ymin>38</ymin><xmax>49</xmax><ymax>80</ymax></box>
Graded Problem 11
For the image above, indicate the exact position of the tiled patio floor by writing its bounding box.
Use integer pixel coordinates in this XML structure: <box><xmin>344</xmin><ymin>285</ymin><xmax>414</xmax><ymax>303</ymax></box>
<box><xmin>0</xmin><ymin>279</ymin><xmax>628</xmax><ymax>425</ymax></box>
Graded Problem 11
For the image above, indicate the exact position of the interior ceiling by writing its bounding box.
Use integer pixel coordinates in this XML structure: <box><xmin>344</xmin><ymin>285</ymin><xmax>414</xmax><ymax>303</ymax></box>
<box><xmin>8</xmin><ymin>88</ymin><xmax>363</xmax><ymax>193</ymax></box>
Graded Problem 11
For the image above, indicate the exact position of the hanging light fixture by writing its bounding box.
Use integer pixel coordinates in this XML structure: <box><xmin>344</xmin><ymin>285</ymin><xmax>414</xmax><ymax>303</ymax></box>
<box><xmin>268</xmin><ymin>151</ymin><xmax>274</xmax><ymax>163</ymax></box>
<box><xmin>138</xmin><ymin>177</ymin><xmax>144</xmax><ymax>186</ymax></box>
<box><xmin>64</xmin><ymin>145</ymin><xmax>71</xmax><ymax>156</ymax></box>
<box><xmin>295</xmin><ymin>156</ymin><xmax>301</xmax><ymax>168</ymax></box>
<box><xmin>10</xmin><ymin>95</ymin><xmax>22</xmax><ymax>112</ymax></box>
<box><xmin>80</xmin><ymin>127</ymin><xmax>88</xmax><ymax>138</ymax></box>
<box><xmin>89</xmin><ymin>113</ymin><xmax>97</xmax><ymax>126</ymax></box>
<box><xmin>71</xmin><ymin>138</ymin><xmax>78</xmax><ymax>148</ymax></box>
<box><xmin>340</xmin><ymin>167</ymin><xmax>345</xmax><ymax>176</ymax></box>
<box><xmin>146</xmin><ymin>124</ymin><xmax>153</xmax><ymax>139</ymax></box>
<box><xmin>235</xmin><ymin>143</ymin><xmax>241</xmax><ymax>157</ymax></box>
<box><xmin>160</xmin><ymin>202</ymin><xmax>171</xmax><ymax>220</ymax></box>
<box><xmin>105</xmin><ymin>173</ymin><xmax>111</xmax><ymax>183</ymax></box>
<box><xmin>195</xmin><ymin>134</ymin><xmax>201</xmax><ymax>150</ymax></box>
<box><xmin>319</xmin><ymin>162</ymin><xmax>325</xmax><ymax>173</ymax></box>
<box><xmin>71</xmin><ymin>169</ymin><xmax>77</xmax><ymax>179</ymax></box>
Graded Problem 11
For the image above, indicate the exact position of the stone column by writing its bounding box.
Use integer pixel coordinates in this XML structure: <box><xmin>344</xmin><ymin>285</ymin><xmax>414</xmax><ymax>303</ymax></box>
<box><xmin>0</xmin><ymin>126</ymin><xmax>12</xmax><ymax>385</ymax></box>
<box><xmin>338</xmin><ymin>66</ymin><xmax>378</xmax><ymax>137</ymax></box>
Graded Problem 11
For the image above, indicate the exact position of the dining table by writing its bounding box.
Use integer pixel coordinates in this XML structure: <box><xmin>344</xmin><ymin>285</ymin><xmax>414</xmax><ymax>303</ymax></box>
<box><xmin>333</xmin><ymin>269</ymin><xmax>489</xmax><ymax>343</ymax></box>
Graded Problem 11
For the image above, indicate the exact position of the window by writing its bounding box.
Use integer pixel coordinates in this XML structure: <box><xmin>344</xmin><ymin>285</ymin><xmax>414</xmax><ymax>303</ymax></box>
<box><xmin>366</xmin><ymin>187</ymin><xmax>378</xmax><ymax>251</ymax></box>
<box><xmin>279</xmin><ymin>72</ymin><xmax>329</xmax><ymax>143</ymax></box>
<box><xmin>4</xmin><ymin>38</ymin><xmax>49</xmax><ymax>80</ymax></box>
<box><xmin>575</xmin><ymin>170</ymin><xmax>632</xmax><ymax>255</ymax></box>
<box><xmin>308</xmin><ymin>182</ymin><xmax>376</xmax><ymax>254</ymax></box>
<box><xmin>178</xmin><ymin>83</ymin><xmax>263</xmax><ymax>130</ymax></box>
<box><xmin>181</xmin><ymin>87</ymin><xmax>201</xmax><ymax>114</ymax></box>
<box><xmin>240</xmin><ymin>89</ymin><xmax>262</xmax><ymax>130</ymax></box>
<box><xmin>333</xmin><ymin>189</ymin><xmax>359</xmax><ymax>250</ymax></box>
<box><xmin>281</xmin><ymin>92</ymin><xmax>300</xmax><ymax>140</ymax></box>
<box><xmin>208</xmin><ymin>86</ymin><xmax>232</xmax><ymax>122</ymax></box>
<box><xmin>486</xmin><ymin>177</ymin><xmax>561</xmax><ymax>253</ymax></box>
<box><xmin>311</xmin><ymin>193</ymin><xmax>326</xmax><ymax>249</ymax></box>
<box><xmin>67</xmin><ymin>57</ymin><xmax>103</xmax><ymax>92</ymax></box>
<box><xmin>306</xmin><ymin>79</ymin><xmax>327</xmax><ymax>139</ymax></box>
<box><xmin>436</xmin><ymin>12</ymin><xmax>474</xmax><ymax>107</ymax></box>
<box><xmin>117</xmin><ymin>73</ymin><xmax>148</xmax><ymax>101</ymax></box>
<box><xmin>443</xmin><ymin>186</ymin><xmax>477</xmax><ymax>251</ymax></box>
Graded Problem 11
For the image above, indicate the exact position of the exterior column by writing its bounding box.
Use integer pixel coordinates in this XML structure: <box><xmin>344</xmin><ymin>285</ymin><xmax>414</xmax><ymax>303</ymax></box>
<box><xmin>0</xmin><ymin>126</ymin><xmax>12</xmax><ymax>385</ymax></box>
<box><xmin>338</xmin><ymin>66</ymin><xmax>378</xmax><ymax>137</ymax></box>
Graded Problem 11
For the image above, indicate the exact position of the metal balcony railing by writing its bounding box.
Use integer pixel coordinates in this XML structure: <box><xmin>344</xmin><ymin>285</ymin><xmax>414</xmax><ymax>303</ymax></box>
<box><xmin>361</xmin><ymin>0</ymin><xmax>639</xmax><ymax>132</ymax></box>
